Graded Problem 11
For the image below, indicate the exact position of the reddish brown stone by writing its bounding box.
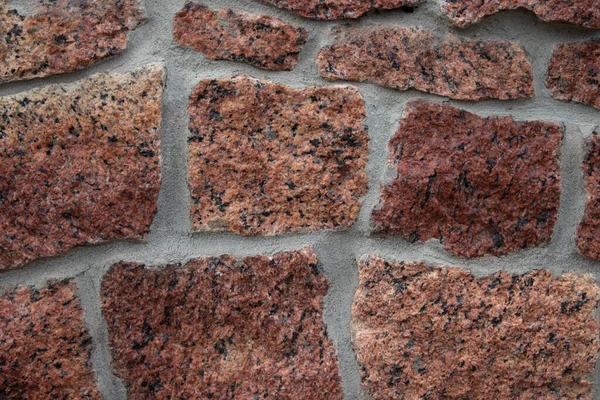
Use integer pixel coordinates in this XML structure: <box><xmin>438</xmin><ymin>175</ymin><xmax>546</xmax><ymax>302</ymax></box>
<box><xmin>188</xmin><ymin>75</ymin><xmax>368</xmax><ymax>235</ymax></box>
<box><xmin>0</xmin><ymin>0</ymin><xmax>145</xmax><ymax>83</ymax></box>
<box><xmin>101</xmin><ymin>248</ymin><xmax>343</xmax><ymax>399</ymax></box>
<box><xmin>0</xmin><ymin>66</ymin><xmax>165</xmax><ymax>270</ymax></box>
<box><xmin>255</xmin><ymin>0</ymin><xmax>422</xmax><ymax>20</ymax></box>
<box><xmin>173</xmin><ymin>2</ymin><xmax>307</xmax><ymax>71</ymax></box>
<box><xmin>353</xmin><ymin>256</ymin><xmax>600</xmax><ymax>399</ymax></box>
<box><xmin>547</xmin><ymin>40</ymin><xmax>600</xmax><ymax>110</ymax></box>
<box><xmin>317</xmin><ymin>26</ymin><xmax>534</xmax><ymax>101</ymax></box>
<box><xmin>444</xmin><ymin>0</ymin><xmax>600</xmax><ymax>29</ymax></box>
<box><xmin>0</xmin><ymin>280</ymin><xmax>100</xmax><ymax>399</ymax></box>
<box><xmin>577</xmin><ymin>134</ymin><xmax>600</xmax><ymax>259</ymax></box>
<box><xmin>372</xmin><ymin>100</ymin><xmax>562</xmax><ymax>258</ymax></box>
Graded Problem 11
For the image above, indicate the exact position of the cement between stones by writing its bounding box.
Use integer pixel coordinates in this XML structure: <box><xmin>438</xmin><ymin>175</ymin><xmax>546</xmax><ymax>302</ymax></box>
<box><xmin>0</xmin><ymin>0</ymin><xmax>600</xmax><ymax>399</ymax></box>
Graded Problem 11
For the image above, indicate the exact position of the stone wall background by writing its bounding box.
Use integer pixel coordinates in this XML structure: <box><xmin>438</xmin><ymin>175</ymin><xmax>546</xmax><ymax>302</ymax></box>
<box><xmin>2</xmin><ymin>0</ymin><xmax>600</xmax><ymax>398</ymax></box>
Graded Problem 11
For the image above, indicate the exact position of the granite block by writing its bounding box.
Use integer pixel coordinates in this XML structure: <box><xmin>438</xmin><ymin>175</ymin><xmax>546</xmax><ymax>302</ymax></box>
<box><xmin>577</xmin><ymin>133</ymin><xmax>600</xmax><ymax>259</ymax></box>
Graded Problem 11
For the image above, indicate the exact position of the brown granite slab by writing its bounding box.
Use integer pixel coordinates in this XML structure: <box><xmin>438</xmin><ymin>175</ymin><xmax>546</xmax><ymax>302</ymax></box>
<box><xmin>372</xmin><ymin>100</ymin><xmax>562</xmax><ymax>258</ymax></box>
<box><xmin>173</xmin><ymin>2</ymin><xmax>307</xmax><ymax>71</ymax></box>
<box><xmin>0</xmin><ymin>66</ymin><xmax>165</xmax><ymax>270</ymax></box>
<box><xmin>0</xmin><ymin>0</ymin><xmax>145</xmax><ymax>83</ymax></box>
<box><xmin>101</xmin><ymin>248</ymin><xmax>343</xmax><ymax>399</ymax></box>
<box><xmin>0</xmin><ymin>280</ymin><xmax>100</xmax><ymax>399</ymax></box>
<box><xmin>444</xmin><ymin>0</ymin><xmax>600</xmax><ymax>29</ymax></box>
<box><xmin>547</xmin><ymin>40</ymin><xmax>600</xmax><ymax>110</ymax></box>
<box><xmin>317</xmin><ymin>25</ymin><xmax>534</xmax><ymax>101</ymax></box>
<box><xmin>353</xmin><ymin>256</ymin><xmax>600</xmax><ymax>399</ymax></box>
<box><xmin>255</xmin><ymin>0</ymin><xmax>422</xmax><ymax>20</ymax></box>
<box><xmin>577</xmin><ymin>134</ymin><xmax>600</xmax><ymax>260</ymax></box>
<box><xmin>188</xmin><ymin>75</ymin><xmax>368</xmax><ymax>235</ymax></box>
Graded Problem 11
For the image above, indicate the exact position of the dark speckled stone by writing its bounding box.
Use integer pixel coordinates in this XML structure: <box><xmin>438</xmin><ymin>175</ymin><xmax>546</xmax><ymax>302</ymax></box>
<box><xmin>173</xmin><ymin>2</ymin><xmax>307</xmax><ymax>71</ymax></box>
<box><xmin>101</xmin><ymin>248</ymin><xmax>343</xmax><ymax>399</ymax></box>
<box><xmin>0</xmin><ymin>66</ymin><xmax>165</xmax><ymax>270</ymax></box>
<box><xmin>0</xmin><ymin>280</ymin><xmax>100</xmax><ymax>399</ymax></box>
<box><xmin>577</xmin><ymin>134</ymin><xmax>600</xmax><ymax>260</ymax></box>
<box><xmin>353</xmin><ymin>256</ymin><xmax>600</xmax><ymax>399</ymax></box>
<box><xmin>0</xmin><ymin>0</ymin><xmax>145</xmax><ymax>83</ymax></box>
<box><xmin>372</xmin><ymin>100</ymin><xmax>563</xmax><ymax>258</ymax></box>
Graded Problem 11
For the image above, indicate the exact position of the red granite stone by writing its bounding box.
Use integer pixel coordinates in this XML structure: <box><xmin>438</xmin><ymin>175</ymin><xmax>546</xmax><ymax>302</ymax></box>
<box><xmin>0</xmin><ymin>66</ymin><xmax>165</xmax><ymax>270</ymax></box>
<box><xmin>444</xmin><ymin>0</ymin><xmax>600</xmax><ymax>29</ymax></box>
<box><xmin>188</xmin><ymin>75</ymin><xmax>368</xmax><ymax>235</ymax></box>
<box><xmin>255</xmin><ymin>0</ymin><xmax>422</xmax><ymax>20</ymax></box>
<box><xmin>101</xmin><ymin>248</ymin><xmax>343</xmax><ymax>399</ymax></box>
<box><xmin>353</xmin><ymin>256</ymin><xmax>600</xmax><ymax>399</ymax></box>
<box><xmin>0</xmin><ymin>280</ymin><xmax>100</xmax><ymax>399</ymax></box>
<box><xmin>173</xmin><ymin>2</ymin><xmax>307</xmax><ymax>71</ymax></box>
<box><xmin>577</xmin><ymin>134</ymin><xmax>600</xmax><ymax>260</ymax></box>
<box><xmin>317</xmin><ymin>25</ymin><xmax>534</xmax><ymax>101</ymax></box>
<box><xmin>372</xmin><ymin>100</ymin><xmax>563</xmax><ymax>258</ymax></box>
<box><xmin>547</xmin><ymin>40</ymin><xmax>600</xmax><ymax>110</ymax></box>
<box><xmin>0</xmin><ymin>0</ymin><xmax>145</xmax><ymax>83</ymax></box>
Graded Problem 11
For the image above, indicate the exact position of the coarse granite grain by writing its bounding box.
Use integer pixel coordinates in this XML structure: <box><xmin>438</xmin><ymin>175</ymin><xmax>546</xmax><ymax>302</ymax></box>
<box><xmin>0</xmin><ymin>66</ymin><xmax>165</xmax><ymax>270</ymax></box>
<box><xmin>577</xmin><ymin>133</ymin><xmax>600</xmax><ymax>260</ymax></box>
<box><xmin>173</xmin><ymin>1</ymin><xmax>307</xmax><ymax>71</ymax></box>
<box><xmin>353</xmin><ymin>255</ymin><xmax>600</xmax><ymax>399</ymax></box>
<box><xmin>0</xmin><ymin>0</ymin><xmax>145</xmax><ymax>83</ymax></box>
<box><xmin>444</xmin><ymin>0</ymin><xmax>600</xmax><ymax>29</ymax></box>
<box><xmin>317</xmin><ymin>25</ymin><xmax>534</xmax><ymax>101</ymax></box>
<box><xmin>547</xmin><ymin>39</ymin><xmax>600</xmax><ymax>110</ymax></box>
<box><xmin>0</xmin><ymin>280</ymin><xmax>100</xmax><ymax>399</ymax></box>
<box><xmin>372</xmin><ymin>100</ymin><xmax>563</xmax><ymax>258</ymax></box>
<box><xmin>188</xmin><ymin>74</ymin><xmax>368</xmax><ymax>235</ymax></box>
<box><xmin>254</xmin><ymin>0</ymin><xmax>423</xmax><ymax>20</ymax></box>
<box><xmin>101</xmin><ymin>248</ymin><xmax>343</xmax><ymax>400</ymax></box>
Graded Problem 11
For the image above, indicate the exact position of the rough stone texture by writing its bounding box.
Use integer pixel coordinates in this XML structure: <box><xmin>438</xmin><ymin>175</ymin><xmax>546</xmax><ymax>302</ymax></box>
<box><xmin>547</xmin><ymin>40</ymin><xmax>600</xmax><ymax>110</ymax></box>
<box><xmin>577</xmin><ymin>134</ymin><xmax>600</xmax><ymax>260</ymax></box>
<box><xmin>318</xmin><ymin>25</ymin><xmax>534</xmax><ymax>101</ymax></box>
<box><xmin>0</xmin><ymin>280</ymin><xmax>100</xmax><ymax>399</ymax></box>
<box><xmin>444</xmin><ymin>0</ymin><xmax>600</xmax><ymax>29</ymax></box>
<box><xmin>173</xmin><ymin>2</ymin><xmax>307</xmax><ymax>71</ymax></box>
<box><xmin>0</xmin><ymin>0</ymin><xmax>145</xmax><ymax>83</ymax></box>
<box><xmin>255</xmin><ymin>0</ymin><xmax>422</xmax><ymax>20</ymax></box>
<box><xmin>353</xmin><ymin>256</ymin><xmax>600</xmax><ymax>399</ymax></box>
<box><xmin>101</xmin><ymin>248</ymin><xmax>343</xmax><ymax>400</ymax></box>
<box><xmin>188</xmin><ymin>75</ymin><xmax>368</xmax><ymax>235</ymax></box>
<box><xmin>0</xmin><ymin>66</ymin><xmax>165</xmax><ymax>270</ymax></box>
<box><xmin>372</xmin><ymin>100</ymin><xmax>563</xmax><ymax>258</ymax></box>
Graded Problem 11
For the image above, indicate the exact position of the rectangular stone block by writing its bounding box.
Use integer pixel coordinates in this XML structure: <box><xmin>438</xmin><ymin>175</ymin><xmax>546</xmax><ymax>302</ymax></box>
<box><xmin>353</xmin><ymin>256</ymin><xmax>600</xmax><ymax>399</ymax></box>
<box><xmin>372</xmin><ymin>100</ymin><xmax>563</xmax><ymax>258</ymax></box>
<box><xmin>0</xmin><ymin>66</ymin><xmax>165</xmax><ymax>270</ymax></box>
<box><xmin>101</xmin><ymin>248</ymin><xmax>343</xmax><ymax>399</ymax></box>
<box><xmin>188</xmin><ymin>75</ymin><xmax>368</xmax><ymax>235</ymax></box>
<box><xmin>577</xmin><ymin>133</ymin><xmax>600</xmax><ymax>259</ymax></box>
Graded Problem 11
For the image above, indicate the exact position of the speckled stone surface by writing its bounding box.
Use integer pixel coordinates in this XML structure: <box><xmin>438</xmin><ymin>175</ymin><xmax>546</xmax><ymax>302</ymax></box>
<box><xmin>0</xmin><ymin>280</ymin><xmax>100</xmax><ymax>399</ymax></box>
<box><xmin>0</xmin><ymin>66</ymin><xmax>165</xmax><ymax>270</ymax></box>
<box><xmin>577</xmin><ymin>134</ymin><xmax>600</xmax><ymax>260</ymax></box>
<box><xmin>101</xmin><ymin>248</ymin><xmax>343</xmax><ymax>399</ymax></box>
<box><xmin>188</xmin><ymin>75</ymin><xmax>368</xmax><ymax>235</ymax></box>
<box><xmin>353</xmin><ymin>256</ymin><xmax>600</xmax><ymax>399</ymax></box>
<box><xmin>444</xmin><ymin>0</ymin><xmax>600</xmax><ymax>29</ymax></box>
<box><xmin>0</xmin><ymin>0</ymin><xmax>145</xmax><ymax>83</ymax></box>
<box><xmin>547</xmin><ymin>40</ymin><xmax>600</xmax><ymax>110</ymax></box>
<box><xmin>372</xmin><ymin>100</ymin><xmax>563</xmax><ymax>258</ymax></box>
<box><xmin>318</xmin><ymin>25</ymin><xmax>533</xmax><ymax>101</ymax></box>
<box><xmin>173</xmin><ymin>2</ymin><xmax>307</xmax><ymax>71</ymax></box>
<box><xmin>255</xmin><ymin>0</ymin><xmax>422</xmax><ymax>20</ymax></box>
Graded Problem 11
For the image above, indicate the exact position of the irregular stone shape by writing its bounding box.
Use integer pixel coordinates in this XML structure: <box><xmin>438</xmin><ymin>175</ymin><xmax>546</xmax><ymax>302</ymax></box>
<box><xmin>372</xmin><ymin>100</ymin><xmax>562</xmax><ymax>258</ymax></box>
<box><xmin>0</xmin><ymin>0</ymin><xmax>145</xmax><ymax>83</ymax></box>
<box><xmin>188</xmin><ymin>75</ymin><xmax>368</xmax><ymax>235</ymax></box>
<box><xmin>577</xmin><ymin>134</ymin><xmax>600</xmax><ymax>259</ymax></box>
<box><xmin>0</xmin><ymin>280</ymin><xmax>100</xmax><ymax>399</ymax></box>
<box><xmin>444</xmin><ymin>0</ymin><xmax>600</xmax><ymax>29</ymax></box>
<box><xmin>0</xmin><ymin>66</ymin><xmax>165</xmax><ymax>270</ymax></box>
<box><xmin>101</xmin><ymin>248</ymin><xmax>343</xmax><ymax>399</ymax></box>
<box><xmin>318</xmin><ymin>25</ymin><xmax>534</xmax><ymax>101</ymax></box>
<box><xmin>547</xmin><ymin>40</ymin><xmax>600</xmax><ymax>110</ymax></box>
<box><xmin>255</xmin><ymin>0</ymin><xmax>422</xmax><ymax>20</ymax></box>
<box><xmin>353</xmin><ymin>256</ymin><xmax>600</xmax><ymax>399</ymax></box>
<box><xmin>173</xmin><ymin>2</ymin><xmax>307</xmax><ymax>71</ymax></box>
